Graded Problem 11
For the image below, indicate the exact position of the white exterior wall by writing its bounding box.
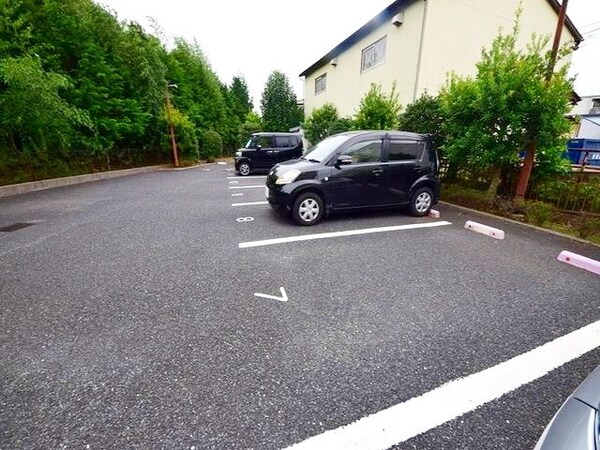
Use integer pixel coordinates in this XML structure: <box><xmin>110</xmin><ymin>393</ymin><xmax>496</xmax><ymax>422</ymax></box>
<box><xmin>302</xmin><ymin>0</ymin><xmax>579</xmax><ymax>118</ymax></box>
<box><xmin>577</xmin><ymin>117</ymin><xmax>600</xmax><ymax>139</ymax></box>
<box><xmin>303</xmin><ymin>1</ymin><xmax>425</xmax><ymax>118</ymax></box>
<box><xmin>417</xmin><ymin>0</ymin><xmax>577</xmax><ymax>97</ymax></box>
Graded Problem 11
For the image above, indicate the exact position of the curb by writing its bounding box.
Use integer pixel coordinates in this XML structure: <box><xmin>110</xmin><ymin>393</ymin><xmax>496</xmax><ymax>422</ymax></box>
<box><xmin>557</xmin><ymin>250</ymin><xmax>600</xmax><ymax>275</ymax></box>
<box><xmin>440</xmin><ymin>201</ymin><xmax>600</xmax><ymax>248</ymax></box>
<box><xmin>0</xmin><ymin>164</ymin><xmax>171</xmax><ymax>198</ymax></box>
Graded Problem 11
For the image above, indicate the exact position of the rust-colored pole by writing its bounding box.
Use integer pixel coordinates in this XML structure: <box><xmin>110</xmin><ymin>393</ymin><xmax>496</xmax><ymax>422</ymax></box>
<box><xmin>515</xmin><ymin>0</ymin><xmax>569</xmax><ymax>199</ymax></box>
<box><xmin>165</xmin><ymin>85</ymin><xmax>179</xmax><ymax>168</ymax></box>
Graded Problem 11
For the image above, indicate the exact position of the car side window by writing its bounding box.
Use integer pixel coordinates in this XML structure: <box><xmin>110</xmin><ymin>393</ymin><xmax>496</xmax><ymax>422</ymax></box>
<box><xmin>388</xmin><ymin>140</ymin><xmax>425</xmax><ymax>161</ymax></box>
<box><xmin>341</xmin><ymin>140</ymin><xmax>382</xmax><ymax>163</ymax></box>
<box><xmin>274</xmin><ymin>136</ymin><xmax>291</xmax><ymax>148</ymax></box>
<box><xmin>256</xmin><ymin>136</ymin><xmax>273</xmax><ymax>148</ymax></box>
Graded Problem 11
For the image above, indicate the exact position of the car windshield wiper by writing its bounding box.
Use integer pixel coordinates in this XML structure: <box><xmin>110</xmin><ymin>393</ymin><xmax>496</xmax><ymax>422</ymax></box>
<box><xmin>307</xmin><ymin>158</ymin><xmax>320</xmax><ymax>163</ymax></box>
<box><xmin>299</xmin><ymin>156</ymin><xmax>307</xmax><ymax>160</ymax></box>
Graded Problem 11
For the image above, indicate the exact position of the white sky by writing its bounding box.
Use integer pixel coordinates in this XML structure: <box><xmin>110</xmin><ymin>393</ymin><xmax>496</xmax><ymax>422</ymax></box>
<box><xmin>95</xmin><ymin>0</ymin><xmax>600</xmax><ymax>109</ymax></box>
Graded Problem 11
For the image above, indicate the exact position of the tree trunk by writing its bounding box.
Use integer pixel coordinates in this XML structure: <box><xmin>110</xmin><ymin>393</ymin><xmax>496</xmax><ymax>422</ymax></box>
<box><xmin>487</xmin><ymin>167</ymin><xmax>501</xmax><ymax>200</ymax></box>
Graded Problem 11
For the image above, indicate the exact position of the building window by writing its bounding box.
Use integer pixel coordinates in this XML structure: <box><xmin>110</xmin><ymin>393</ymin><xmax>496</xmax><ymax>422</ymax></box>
<box><xmin>361</xmin><ymin>36</ymin><xmax>386</xmax><ymax>72</ymax></box>
<box><xmin>315</xmin><ymin>74</ymin><xmax>327</xmax><ymax>95</ymax></box>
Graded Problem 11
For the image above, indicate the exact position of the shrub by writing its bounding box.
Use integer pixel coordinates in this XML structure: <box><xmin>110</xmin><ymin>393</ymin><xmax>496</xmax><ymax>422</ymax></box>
<box><xmin>200</xmin><ymin>130</ymin><xmax>223</xmax><ymax>161</ymax></box>
<box><xmin>524</xmin><ymin>201</ymin><xmax>555</xmax><ymax>226</ymax></box>
<box><xmin>354</xmin><ymin>83</ymin><xmax>401</xmax><ymax>130</ymax></box>
<box><xmin>303</xmin><ymin>103</ymin><xmax>339</xmax><ymax>145</ymax></box>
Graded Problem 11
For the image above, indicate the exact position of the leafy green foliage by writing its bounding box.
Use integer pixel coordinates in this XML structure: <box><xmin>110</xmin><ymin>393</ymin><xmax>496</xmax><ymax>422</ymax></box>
<box><xmin>354</xmin><ymin>83</ymin><xmax>401</xmax><ymax>130</ymax></box>
<box><xmin>0</xmin><ymin>0</ymin><xmax>257</xmax><ymax>183</ymax></box>
<box><xmin>260</xmin><ymin>70</ymin><xmax>303</xmax><ymax>131</ymax></box>
<box><xmin>439</xmin><ymin>15</ymin><xmax>573</xmax><ymax>192</ymax></box>
<box><xmin>238</xmin><ymin>111</ymin><xmax>262</xmax><ymax>146</ymax></box>
<box><xmin>0</xmin><ymin>55</ymin><xmax>92</xmax><ymax>155</ymax></box>
<box><xmin>303</xmin><ymin>103</ymin><xmax>339</xmax><ymax>145</ymax></box>
<box><xmin>398</xmin><ymin>93</ymin><xmax>445</xmax><ymax>147</ymax></box>
<box><xmin>229</xmin><ymin>76</ymin><xmax>253</xmax><ymax>122</ymax></box>
<box><xmin>160</xmin><ymin>107</ymin><xmax>198</xmax><ymax>159</ymax></box>
<box><xmin>200</xmin><ymin>130</ymin><xmax>223</xmax><ymax>161</ymax></box>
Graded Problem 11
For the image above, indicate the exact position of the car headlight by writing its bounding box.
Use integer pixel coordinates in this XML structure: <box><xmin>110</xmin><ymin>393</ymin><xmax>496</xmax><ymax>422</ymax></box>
<box><xmin>235</xmin><ymin>151</ymin><xmax>242</xmax><ymax>157</ymax></box>
<box><xmin>276</xmin><ymin>169</ymin><xmax>301</xmax><ymax>185</ymax></box>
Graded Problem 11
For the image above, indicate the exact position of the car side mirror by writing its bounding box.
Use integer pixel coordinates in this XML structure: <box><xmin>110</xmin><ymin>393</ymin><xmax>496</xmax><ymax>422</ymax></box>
<box><xmin>255</xmin><ymin>144</ymin><xmax>262</xmax><ymax>151</ymax></box>
<box><xmin>336</xmin><ymin>154</ymin><xmax>352</xmax><ymax>166</ymax></box>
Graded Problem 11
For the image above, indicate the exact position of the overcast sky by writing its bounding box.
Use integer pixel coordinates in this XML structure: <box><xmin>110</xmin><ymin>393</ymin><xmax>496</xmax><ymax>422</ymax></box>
<box><xmin>95</xmin><ymin>0</ymin><xmax>600</xmax><ymax>109</ymax></box>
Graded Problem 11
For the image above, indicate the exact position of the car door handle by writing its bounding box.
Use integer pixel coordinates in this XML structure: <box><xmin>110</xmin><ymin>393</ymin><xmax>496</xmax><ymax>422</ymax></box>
<box><xmin>372</xmin><ymin>168</ymin><xmax>384</xmax><ymax>176</ymax></box>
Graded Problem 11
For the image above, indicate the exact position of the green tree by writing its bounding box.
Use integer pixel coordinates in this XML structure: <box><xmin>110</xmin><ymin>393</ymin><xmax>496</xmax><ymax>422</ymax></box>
<box><xmin>167</xmin><ymin>39</ymin><xmax>227</xmax><ymax>135</ymax></box>
<box><xmin>260</xmin><ymin>70</ymin><xmax>303</xmax><ymax>131</ymax></box>
<box><xmin>440</xmin><ymin>15</ymin><xmax>573</xmax><ymax>196</ymax></box>
<box><xmin>303</xmin><ymin>103</ymin><xmax>339</xmax><ymax>144</ymax></box>
<box><xmin>0</xmin><ymin>55</ymin><xmax>91</xmax><ymax>156</ymax></box>
<box><xmin>354</xmin><ymin>83</ymin><xmax>401</xmax><ymax>130</ymax></box>
<box><xmin>398</xmin><ymin>93</ymin><xmax>446</xmax><ymax>148</ymax></box>
<box><xmin>159</xmin><ymin>107</ymin><xmax>198</xmax><ymax>159</ymax></box>
<box><xmin>229</xmin><ymin>75</ymin><xmax>253</xmax><ymax>122</ymax></box>
<box><xmin>238</xmin><ymin>111</ymin><xmax>262</xmax><ymax>146</ymax></box>
<box><xmin>200</xmin><ymin>129</ymin><xmax>223</xmax><ymax>161</ymax></box>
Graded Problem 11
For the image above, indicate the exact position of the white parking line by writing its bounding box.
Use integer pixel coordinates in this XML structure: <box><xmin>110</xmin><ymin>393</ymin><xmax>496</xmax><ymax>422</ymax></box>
<box><xmin>285</xmin><ymin>319</ymin><xmax>600</xmax><ymax>450</ymax></box>
<box><xmin>226</xmin><ymin>176</ymin><xmax>266</xmax><ymax>180</ymax></box>
<box><xmin>239</xmin><ymin>221</ymin><xmax>451</xmax><ymax>248</ymax></box>
<box><xmin>232</xmin><ymin>201</ymin><xmax>269</xmax><ymax>207</ymax></box>
<box><xmin>229</xmin><ymin>185</ymin><xmax>264</xmax><ymax>189</ymax></box>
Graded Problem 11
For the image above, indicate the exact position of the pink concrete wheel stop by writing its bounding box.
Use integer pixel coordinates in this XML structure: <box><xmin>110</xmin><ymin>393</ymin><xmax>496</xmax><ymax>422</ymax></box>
<box><xmin>464</xmin><ymin>220</ymin><xmax>505</xmax><ymax>240</ymax></box>
<box><xmin>428</xmin><ymin>209</ymin><xmax>440</xmax><ymax>218</ymax></box>
<box><xmin>557</xmin><ymin>251</ymin><xmax>600</xmax><ymax>276</ymax></box>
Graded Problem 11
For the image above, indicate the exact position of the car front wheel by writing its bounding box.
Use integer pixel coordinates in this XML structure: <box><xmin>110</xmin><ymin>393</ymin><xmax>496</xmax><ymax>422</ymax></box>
<box><xmin>238</xmin><ymin>162</ymin><xmax>251</xmax><ymax>176</ymax></box>
<box><xmin>409</xmin><ymin>187</ymin><xmax>433</xmax><ymax>217</ymax></box>
<box><xmin>292</xmin><ymin>192</ymin><xmax>324</xmax><ymax>226</ymax></box>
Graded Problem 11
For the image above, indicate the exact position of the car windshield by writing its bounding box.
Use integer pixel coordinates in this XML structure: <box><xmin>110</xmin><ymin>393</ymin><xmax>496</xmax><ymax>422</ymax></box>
<box><xmin>244</xmin><ymin>138</ymin><xmax>254</xmax><ymax>149</ymax></box>
<box><xmin>303</xmin><ymin>134</ymin><xmax>353</xmax><ymax>163</ymax></box>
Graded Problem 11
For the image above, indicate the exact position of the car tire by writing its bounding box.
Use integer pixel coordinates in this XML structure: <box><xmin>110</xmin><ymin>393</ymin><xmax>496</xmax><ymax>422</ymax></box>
<box><xmin>292</xmin><ymin>192</ymin><xmax>324</xmax><ymax>226</ymax></box>
<box><xmin>238</xmin><ymin>162</ymin><xmax>251</xmax><ymax>176</ymax></box>
<box><xmin>409</xmin><ymin>187</ymin><xmax>434</xmax><ymax>217</ymax></box>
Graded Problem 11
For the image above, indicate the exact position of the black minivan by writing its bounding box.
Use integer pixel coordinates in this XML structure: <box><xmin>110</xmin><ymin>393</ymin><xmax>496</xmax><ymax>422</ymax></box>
<box><xmin>235</xmin><ymin>132</ymin><xmax>303</xmax><ymax>176</ymax></box>
<box><xmin>266</xmin><ymin>131</ymin><xmax>440</xmax><ymax>225</ymax></box>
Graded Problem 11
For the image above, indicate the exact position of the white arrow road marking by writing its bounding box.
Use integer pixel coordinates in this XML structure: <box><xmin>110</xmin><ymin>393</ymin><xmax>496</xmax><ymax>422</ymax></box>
<box><xmin>254</xmin><ymin>287</ymin><xmax>288</xmax><ymax>302</ymax></box>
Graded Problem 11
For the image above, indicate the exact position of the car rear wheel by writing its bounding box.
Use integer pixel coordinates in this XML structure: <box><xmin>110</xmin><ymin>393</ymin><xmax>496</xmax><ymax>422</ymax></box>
<box><xmin>238</xmin><ymin>162</ymin><xmax>251</xmax><ymax>176</ymax></box>
<box><xmin>292</xmin><ymin>192</ymin><xmax>324</xmax><ymax>226</ymax></box>
<box><xmin>409</xmin><ymin>187</ymin><xmax>433</xmax><ymax>217</ymax></box>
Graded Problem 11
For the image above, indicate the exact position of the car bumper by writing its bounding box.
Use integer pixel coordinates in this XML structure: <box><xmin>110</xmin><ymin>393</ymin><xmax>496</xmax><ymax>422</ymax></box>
<box><xmin>266</xmin><ymin>180</ymin><xmax>294</xmax><ymax>212</ymax></box>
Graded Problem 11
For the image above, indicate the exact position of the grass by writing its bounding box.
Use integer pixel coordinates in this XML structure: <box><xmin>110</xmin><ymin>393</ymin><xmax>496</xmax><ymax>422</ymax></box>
<box><xmin>441</xmin><ymin>183</ymin><xmax>600</xmax><ymax>245</ymax></box>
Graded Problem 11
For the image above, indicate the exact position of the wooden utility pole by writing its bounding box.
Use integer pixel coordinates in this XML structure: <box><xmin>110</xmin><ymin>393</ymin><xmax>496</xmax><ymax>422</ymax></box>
<box><xmin>515</xmin><ymin>0</ymin><xmax>569</xmax><ymax>199</ymax></box>
<box><xmin>165</xmin><ymin>84</ymin><xmax>180</xmax><ymax>168</ymax></box>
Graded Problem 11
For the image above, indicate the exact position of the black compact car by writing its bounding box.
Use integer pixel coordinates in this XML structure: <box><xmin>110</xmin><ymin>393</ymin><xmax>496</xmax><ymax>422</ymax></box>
<box><xmin>266</xmin><ymin>131</ymin><xmax>440</xmax><ymax>226</ymax></box>
<box><xmin>235</xmin><ymin>132</ymin><xmax>303</xmax><ymax>176</ymax></box>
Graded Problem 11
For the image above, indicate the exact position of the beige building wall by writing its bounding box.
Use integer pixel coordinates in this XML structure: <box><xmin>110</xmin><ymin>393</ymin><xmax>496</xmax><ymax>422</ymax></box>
<box><xmin>416</xmin><ymin>0</ymin><xmax>577</xmax><ymax>98</ymax></box>
<box><xmin>303</xmin><ymin>0</ymin><xmax>578</xmax><ymax>118</ymax></box>
<box><xmin>303</xmin><ymin>1</ymin><xmax>425</xmax><ymax>118</ymax></box>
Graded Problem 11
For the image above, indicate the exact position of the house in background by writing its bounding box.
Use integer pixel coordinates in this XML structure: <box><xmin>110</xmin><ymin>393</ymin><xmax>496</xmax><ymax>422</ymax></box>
<box><xmin>300</xmin><ymin>0</ymin><xmax>582</xmax><ymax>118</ymax></box>
<box><xmin>568</xmin><ymin>95</ymin><xmax>600</xmax><ymax>139</ymax></box>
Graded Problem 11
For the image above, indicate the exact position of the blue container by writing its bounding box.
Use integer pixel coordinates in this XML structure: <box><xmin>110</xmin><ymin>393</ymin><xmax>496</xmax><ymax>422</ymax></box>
<box><xmin>566</xmin><ymin>138</ymin><xmax>600</xmax><ymax>167</ymax></box>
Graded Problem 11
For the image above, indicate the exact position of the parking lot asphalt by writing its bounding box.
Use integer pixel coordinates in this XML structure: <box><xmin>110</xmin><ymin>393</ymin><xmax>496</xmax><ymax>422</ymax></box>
<box><xmin>1</xmin><ymin>164</ymin><xmax>599</xmax><ymax>449</ymax></box>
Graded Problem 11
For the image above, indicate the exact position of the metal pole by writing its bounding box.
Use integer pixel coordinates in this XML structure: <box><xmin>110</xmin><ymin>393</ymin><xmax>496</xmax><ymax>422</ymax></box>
<box><xmin>515</xmin><ymin>0</ymin><xmax>568</xmax><ymax>199</ymax></box>
<box><xmin>165</xmin><ymin>85</ymin><xmax>179</xmax><ymax>168</ymax></box>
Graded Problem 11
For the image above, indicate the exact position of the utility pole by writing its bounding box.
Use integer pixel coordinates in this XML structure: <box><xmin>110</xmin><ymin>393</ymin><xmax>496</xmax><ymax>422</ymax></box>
<box><xmin>165</xmin><ymin>83</ymin><xmax>180</xmax><ymax>168</ymax></box>
<box><xmin>514</xmin><ymin>0</ymin><xmax>569</xmax><ymax>199</ymax></box>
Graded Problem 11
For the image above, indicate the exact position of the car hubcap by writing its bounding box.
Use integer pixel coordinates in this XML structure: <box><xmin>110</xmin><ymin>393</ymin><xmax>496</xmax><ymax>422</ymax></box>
<box><xmin>240</xmin><ymin>164</ymin><xmax>250</xmax><ymax>175</ymax></box>
<box><xmin>299</xmin><ymin>199</ymin><xmax>319</xmax><ymax>222</ymax></box>
<box><xmin>415</xmin><ymin>192</ymin><xmax>432</xmax><ymax>213</ymax></box>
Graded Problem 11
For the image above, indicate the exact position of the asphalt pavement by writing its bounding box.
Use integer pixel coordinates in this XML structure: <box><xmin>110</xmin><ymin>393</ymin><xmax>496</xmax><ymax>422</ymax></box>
<box><xmin>1</xmin><ymin>164</ymin><xmax>599</xmax><ymax>449</ymax></box>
